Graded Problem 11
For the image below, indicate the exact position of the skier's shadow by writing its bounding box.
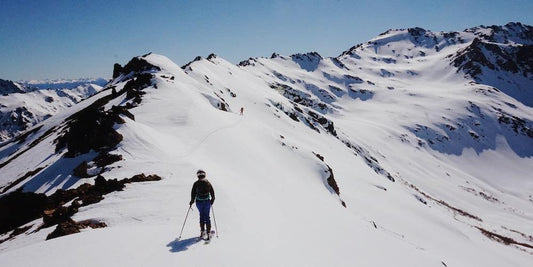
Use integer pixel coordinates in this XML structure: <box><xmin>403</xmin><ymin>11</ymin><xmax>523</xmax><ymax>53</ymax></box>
<box><xmin>166</xmin><ymin>237</ymin><xmax>201</xmax><ymax>252</ymax></box>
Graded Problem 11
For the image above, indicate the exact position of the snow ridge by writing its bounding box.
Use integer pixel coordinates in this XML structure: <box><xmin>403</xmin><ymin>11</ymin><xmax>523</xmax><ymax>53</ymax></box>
<box><xmin>0</xmin><ymin>23</ymin><xmax>532</xmax><ymax>267</ymax></box>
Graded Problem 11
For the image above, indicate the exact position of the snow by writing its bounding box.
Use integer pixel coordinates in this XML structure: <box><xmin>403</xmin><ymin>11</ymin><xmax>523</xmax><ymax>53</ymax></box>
<box><xmin>22</xmin><ymin>78</ymin><xmax>108</xmax><ymax>90</ymax></box>
<box><xmin>0</xmin><ymin>82</ymin><xmax>105</xmax><ymax>142</ymax></box>
<box><xmin>1</xmin><ymin>25</ymin><xmax>532</xmax><ymax>266</ymax></box>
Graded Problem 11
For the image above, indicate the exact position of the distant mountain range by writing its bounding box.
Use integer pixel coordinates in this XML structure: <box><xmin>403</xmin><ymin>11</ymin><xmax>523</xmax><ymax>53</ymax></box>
<box><xmin>0</xmin><ymin>78</ymin><xmax>108</xmax><ymax>142</ymax></box>
<box><xmin>0</xmin><ymin>22</ymin><xmax>532</xmax><ymax>266</ymax></box>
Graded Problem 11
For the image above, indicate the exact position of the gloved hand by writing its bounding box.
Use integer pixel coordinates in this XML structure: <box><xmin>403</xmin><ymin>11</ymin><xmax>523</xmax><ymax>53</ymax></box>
<box><xmin>189</xmin><ymin>200</ymin><xmax>194</xmax><ymax>206</ymax></box>
<box><xmin>210</xmin><ymin>199</ymin><xmax>214</xmax><ymax>205</ymax></box>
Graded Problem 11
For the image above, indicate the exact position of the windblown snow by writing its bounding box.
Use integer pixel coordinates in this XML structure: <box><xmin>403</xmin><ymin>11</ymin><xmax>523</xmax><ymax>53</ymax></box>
<box><xmin>0</xmin><ymin>23</ymin><xmax>532</xmax><ymax>267</ymax></box>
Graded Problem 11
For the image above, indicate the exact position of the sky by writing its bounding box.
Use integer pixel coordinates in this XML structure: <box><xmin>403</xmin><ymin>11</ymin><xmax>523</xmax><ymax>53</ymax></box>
<box><xmin>0</xmin><ymin>0</ymin><xmax>531</xmax><ymax>81</ymax></box>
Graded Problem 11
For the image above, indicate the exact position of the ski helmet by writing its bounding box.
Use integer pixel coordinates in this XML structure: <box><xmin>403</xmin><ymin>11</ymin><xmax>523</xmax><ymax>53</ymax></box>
<box><xmin>196</xmin><ymin>170</ymin><xmax>206</xmax><ymax>179</ymax></box>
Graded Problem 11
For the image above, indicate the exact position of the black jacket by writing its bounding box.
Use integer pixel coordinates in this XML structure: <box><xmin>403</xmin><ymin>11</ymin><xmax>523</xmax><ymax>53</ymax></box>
<box><xmin>190</xmin><ymin>179</ymin><xmax>215</xmax><ymax>203</ymax></box>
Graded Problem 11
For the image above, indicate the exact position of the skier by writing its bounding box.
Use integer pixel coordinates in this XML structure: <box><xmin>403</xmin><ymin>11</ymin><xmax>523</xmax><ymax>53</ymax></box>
<box><xmin>240</xmin><ymin>107</ymin><xmax>244</xmax><ymax>115</ymax></box>
<box><xmin>189</xmin><ymin>169</ymin><xmax>215</xmax><ymax>240</ymax></box>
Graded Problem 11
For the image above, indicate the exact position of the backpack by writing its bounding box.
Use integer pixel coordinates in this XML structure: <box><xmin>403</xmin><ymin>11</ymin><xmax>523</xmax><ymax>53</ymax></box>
<box><xmin>196</xmin><ymin>179</ymin><xmax>211</xmax><ymax>201</ymax></box>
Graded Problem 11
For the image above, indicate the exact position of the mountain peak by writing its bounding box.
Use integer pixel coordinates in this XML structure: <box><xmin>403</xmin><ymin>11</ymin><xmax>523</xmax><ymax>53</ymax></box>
<box><xmin>1</xmin><ymin>23</ymin><xmax>532</xmax><ymax>266</ymax></box>
<box><xmin>0</xmin><ymin>79</ymin><xmax>24</xmax><ymax>95</ymax></box>
<box><xmin>465</xmin><ymin>22</ymin><xmax>533</xmax><ymax>45</ymax></box>
<box><xmin>290</xmin><ymin>51</ymin><xmax>322</xmax><ymax>60</ymax></box>
<box><xmin>207</xmin><ymin>53</ymin><xmax>218</xmax><ymax>60</ymax></box>
<box><xmin>112</xmin><ymin>55</ymin><xmax>161</xmax><ymax>80</ymax></box>
<box><xmin>290</xmin><ymin>52</ymin><xmax>323</xmax><ymax>71</ymax></box>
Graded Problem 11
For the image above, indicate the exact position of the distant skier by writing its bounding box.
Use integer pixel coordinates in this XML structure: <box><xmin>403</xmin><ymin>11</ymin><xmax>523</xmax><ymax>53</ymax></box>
<box><xmin>240</xmin><ymin>107</ymin><xmax>244</xmax><ymax>115</ymax></box>
<box><xmin>189</xmin><ymin>170</ymin><xmax>215</xmax><ymax>240</ymax></box>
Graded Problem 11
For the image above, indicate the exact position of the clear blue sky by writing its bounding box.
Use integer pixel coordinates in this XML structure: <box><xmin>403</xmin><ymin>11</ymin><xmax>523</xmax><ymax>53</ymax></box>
<box><xmin>1</xmin><ymin>0</ymin><xmax>531</xmax><ymax>80</ymax></box>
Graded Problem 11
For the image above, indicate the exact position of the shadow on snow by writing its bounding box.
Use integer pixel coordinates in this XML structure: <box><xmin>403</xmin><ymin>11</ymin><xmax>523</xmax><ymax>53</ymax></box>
<box><xmin>166</xmin><ymin>237</ymin><xmax>202</xmax><ymax>253</ymax></box>
<box><xmin>22</xmin><ymin>152</ymin><xmax>97</xmax><ymax>193</ymax></box>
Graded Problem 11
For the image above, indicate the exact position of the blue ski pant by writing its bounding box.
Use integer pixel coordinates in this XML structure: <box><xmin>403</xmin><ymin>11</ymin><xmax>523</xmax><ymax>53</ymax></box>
<box><xmin>196</xmin><ymin>200</ymin><xmax>211</xmax><ymax>225</ymax></box>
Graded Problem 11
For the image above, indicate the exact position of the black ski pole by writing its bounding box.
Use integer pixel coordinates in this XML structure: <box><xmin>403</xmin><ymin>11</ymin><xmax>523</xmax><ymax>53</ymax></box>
<box><xmin>212</xmin><ymin>205</ymin><xmax>219</xmax><ymax>238</ymax></box>
<box><xmin>178</xmin><ymin>205</ymin><xmax>192</xmax><ymax>240</ymax></box>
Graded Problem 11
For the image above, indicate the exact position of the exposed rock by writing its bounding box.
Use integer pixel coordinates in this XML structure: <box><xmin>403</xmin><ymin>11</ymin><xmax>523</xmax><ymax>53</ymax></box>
<box><xmin>53</xmin><ymin>78</ymin><xmax>149</xmax><ymax>157</ymax></box>
<box><xmin>46</xmin><ymin>219</ymin><xmax>107</xmax><ymax>240</ymax></box>
<box><xmin>124</xmin><ymin>73</ymin><xmax>153</xmax><ymax>104</ymax></box>
<box><xmin>207</xmin><ymin>53</ymin><xmax>217</xmax><ymax>60</ymax></box>
<box><xmin>55</xmin><ymin>105</ymin><xmax>124</xmax><ymax>157</ymax></box>
<box><xmin>0</xmin><ymin>173</ymin><xmax>161</xmax><ymax>236</ymax></box>
<box><xmin>402</xmin><ymin>179</ymin><xmax>482</xmax><ymax>221</ymax></box>
<box><xmin>113</xmin><ymin>56</ymin><xmax>161</xmax><ymax>79</ymax></box>
<box><xmin>46</xmin><ymin>219</ymin><xmax>80</xmax><ymax>240</ymax></box>
<box><xmin>497</xmin><ymin>113</ymin><xmax>533</xmax><ymax>138</ymax></box>
<box><xmin>112</xmin><ymin>63</ymin><xmax>123</xmax><ymax>79</ymax></box>
<box><xmin>476</xmin><ymin>227</ymin><xmax>533</xmax><ymax>250</ymax></box>
<box><xmin>123</xmin><ymin>174</ymin><xmax>162</xmax><ymax>183</ymax></box>
<box><xmin>0</xmin><ymin>225</ymin><xmax>33</xmax><ymax>244</ymax></box>
<box><xmin>181</xmin><ymin>56</ymin><xmax>203</xmax><ymax>70</ymax></box>
<box><xmin>0</xmin><ymin>79</ymin><xmax>24</xmax><ymax>95</ymax></box>
<box><xmin>93</xmin><ymin>175</ymin><xmax>125</xmax><ymax>194</ymax></box>
<box><xmin>93</xmin><ymin>152</ymin><xmax>122</xmax><ymax>168</ymax></box>
<box><xmin>0</xmin><ymin>190</ymin><xmax>48</xmax><ymax>234</ymax></box>
<box><xmin>218</xmin><ymin>102</ymin><xmax>228</xmax><ymax>111</ymax></box>
<box><xmin>110</xmin><ymin>105</ymin><xmax>135</xmax><ymax>121</ymax></box>
<box><xmin>291</xmin><ymin>52</ymin><xmax>322</xmax><ymax>71</ymax></box>
<box><xmin>325</xmin><ymin>165</ymin><xmax>340</xmax><ymax>195</ymax></box>
<box><xmin>314</xmin><ymin>153</ymin><xmax>324</xmax><ymax>162</ymax></box>
<box><xmin>42</xmin><ymin>204</ymin><xmax>79</xmax><ymax>227</ymax></box>
<box><xmin>453</xmin><ymin>38</ymin><xmax>532</xmax><ymax>78</ymax></box>
<box><xmin>73</xmin><ymin>161</ymin><xmax>90</xmax><ymax>178</ymax></box>
<box><xmin>308</xmin><ymin>110</ymin><xmax>337</xmax><ymax>136</ymax></box>
<box><xmin>79</xmin><ymin>194</ymin><xmax>104</xmax><ymax>206</ymax></box>
<box><xmin>313</xmin><ymin>153</ymin><xmax>346</xmax><ymax>207</ymax></box>
<box><xmin>238</xmin><ymin>57</ymin><xmax>257</xmax><ymax>67</ymax></box>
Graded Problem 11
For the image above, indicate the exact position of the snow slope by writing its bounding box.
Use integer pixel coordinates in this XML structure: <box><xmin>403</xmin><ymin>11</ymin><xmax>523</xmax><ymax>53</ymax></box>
<box><xmin>0</xmin><ymin>23</ymin><xmax>532</xmax><ymax>266</ymax></box>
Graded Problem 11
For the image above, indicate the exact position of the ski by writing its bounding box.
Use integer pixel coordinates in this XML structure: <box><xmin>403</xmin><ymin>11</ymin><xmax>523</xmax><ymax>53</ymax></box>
<box><xmin>204</xmin><ymin>230</ymin><xmax>215</xmax><ymax>244</ymax></box>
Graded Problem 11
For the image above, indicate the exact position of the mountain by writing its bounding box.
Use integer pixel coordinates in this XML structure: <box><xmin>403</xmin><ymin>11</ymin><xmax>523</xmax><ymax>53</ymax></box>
<box><xmin>22</xmin><ymin>78</ymin><xmax>108</xmax><ymax>90</ymax></box>
<box><xmin>0</xmin><ymin>23</ymin><xmax>532</xmax><ymax>266</ymax></box>
<box><xmin>0</xmin><ymin>78</ymin><xmax>108</xmax><ymax>142</ymax></box>
<box><xmin>0</xmin><ymin>79</ymin><xmax>25</xmax><ymax>95</ymax></box>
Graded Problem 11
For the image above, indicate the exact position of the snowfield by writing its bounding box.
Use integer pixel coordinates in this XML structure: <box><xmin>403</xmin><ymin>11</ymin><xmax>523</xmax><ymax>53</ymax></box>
<box><xmin>0</xmin><ymin>23</ymin><xmax>532</xmax><ymax>266</ymax></box>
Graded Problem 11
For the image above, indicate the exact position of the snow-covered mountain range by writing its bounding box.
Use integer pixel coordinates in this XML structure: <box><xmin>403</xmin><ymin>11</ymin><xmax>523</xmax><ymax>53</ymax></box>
<box><xmin>0</xmin><ymin>78</ymin><xmax>107</xmax><ymax>142</ymax></box>
<box><xmin>0</xmin><ymin>23</ymin><xmax>532</xmax><ymax>266</ymax></box>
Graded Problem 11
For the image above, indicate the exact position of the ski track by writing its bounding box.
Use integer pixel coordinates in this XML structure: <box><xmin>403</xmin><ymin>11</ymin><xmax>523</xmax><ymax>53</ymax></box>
<box><xmin>1</xmin><ymin>23</ymin><xmax>533</xmax><ymax>266</ymax></box>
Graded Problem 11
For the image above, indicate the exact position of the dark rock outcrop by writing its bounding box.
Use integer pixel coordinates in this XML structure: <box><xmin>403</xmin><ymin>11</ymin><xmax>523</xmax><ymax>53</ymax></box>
<box><xmin>291</xmin><ymin>52</ymin><xmax>322</xmax><ymax>72</ymax></box>
<box><xmin>313</xmin><ymin>153</ymin><xmax>346</xmax><ymax>207</ymax></box>
<box><xmin>0</xmin><ymin>79</ymin><xmax>24</xmax><ymax>95</ymax></box>
<box><xmin>73</xmin><ymin>161</ymin><xmax>90</xmax><ymax>178</ymax></box>
<box><xmin>476</xmin><ymin>227</ymin><xmax>533</xmax><ymax>250</ymax></box>
<box><xmin>0</xmin><ymin>173</ymin><xmax>162</xmax><ymax>236</ymax></box>
<box><xmin>124</xmin><ymin>73</ymin><xmax>153</xmax><ymax>104</ymax></box>
<box><xmin>453</xmin><ymin>37</ymin><xmax>532</xmax><ymax>78</ymax></box>
<box><xmin>0</xmin><ymin>190</ymin><xmax>49</xmax><ymax>234</ymax></box>
<box><xmin>55</xmin><ymin>105</ymin><xmax>124</xmax><ymax>157</ymax></box>
<box><xmin>112</xmin><ymin>63</ymin><xmax>123</xmax><ymax>79</ymax></box>
<box><xmin>93</xmin><ymin>152</ymin><xmax>123</xmax><ymax>168</ymax></box>
<box><xmin>42</xmin><ymin>204</ymin><xmax>79</xmax><ymax>227</ymax></box>
<box><xmin>46</xmin><ymin>219</ymin><xmax>107</xmax><ymax>240</ymax></box>
<box><xmin>112</xmin><ymin>55</ymin><xmax>161</xmax><ymax>79</ymax></box>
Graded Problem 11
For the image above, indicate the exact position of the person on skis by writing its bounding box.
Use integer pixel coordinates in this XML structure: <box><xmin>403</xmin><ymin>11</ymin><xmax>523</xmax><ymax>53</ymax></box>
<box><xmin>189</xmin><ymin>169</ymin><xmax>215</xmax><ymax>240</ymax></box>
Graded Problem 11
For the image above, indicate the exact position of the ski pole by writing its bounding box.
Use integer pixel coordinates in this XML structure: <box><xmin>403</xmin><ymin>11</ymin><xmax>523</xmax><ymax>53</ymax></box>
<box><xmin>178</xmin><ymin>205</ymin><xmax>192</xmax><ymax>240</ymax></box>
<box><xmin>212</xmin><ymin>205</ymin><xmax>219</xmax><ymax>238</ymax></box>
